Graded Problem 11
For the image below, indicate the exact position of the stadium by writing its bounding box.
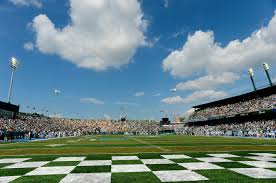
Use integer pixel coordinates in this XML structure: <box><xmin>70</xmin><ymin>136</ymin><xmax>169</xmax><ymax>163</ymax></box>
<box><xmin>0</xmin><ymin>68</ymin><xmax>275</xmax><ymax>182</ymax></box>
<box><xmin>1</xmin><ymin>0</ymin><xmax>276</xmax><ymax>183</ymax></box>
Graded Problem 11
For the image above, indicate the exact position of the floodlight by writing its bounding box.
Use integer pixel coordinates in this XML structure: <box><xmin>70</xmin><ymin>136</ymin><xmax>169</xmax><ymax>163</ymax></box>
<box><xmin>10</xmin><ymin>57</ymin><xmax>20</xmax><ymax>69</ymax></box>
<box><xmin>248</xmin><ymin>68</ymin><xmax>256</xmax><ymax>91</ymax></box>
<box><xmin>248</xmin><ymin>68</ymin><xmax>254</xmax><ymax>77</ymax></box>
<box><xmin>262</xmin><ymin>63</ymin><xmax>273</xmax><ymax>86</ymax></box>
<box><xmin>263</xmin><ymin>63</ymin><xmax>270</xmax><ymax>71</ymax></box>
<box><xmin>7</xmin><ymin>57</ymin><xmax>21</xmax><ymax>103</ymax></box>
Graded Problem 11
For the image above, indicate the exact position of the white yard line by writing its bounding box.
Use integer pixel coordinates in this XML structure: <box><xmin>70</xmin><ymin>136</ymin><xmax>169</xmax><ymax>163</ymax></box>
<box><xmin>129</xmin><ymin>137</ymin><xmax>171</xmax><ymax>152</ymax></box>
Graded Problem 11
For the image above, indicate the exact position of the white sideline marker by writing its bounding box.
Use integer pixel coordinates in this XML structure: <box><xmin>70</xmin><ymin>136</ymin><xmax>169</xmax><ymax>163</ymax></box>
<box><xmin>45</xmin><ymin>144</ymin><xmax>65</xmax><ymax>147</ymax></box>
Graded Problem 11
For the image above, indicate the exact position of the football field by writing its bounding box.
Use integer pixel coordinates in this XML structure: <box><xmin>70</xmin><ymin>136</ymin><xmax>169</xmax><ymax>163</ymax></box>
<box><xmin>1</xmin><ymin>135</ymin><xmax>276</xmax><ymax>182</ymax></box>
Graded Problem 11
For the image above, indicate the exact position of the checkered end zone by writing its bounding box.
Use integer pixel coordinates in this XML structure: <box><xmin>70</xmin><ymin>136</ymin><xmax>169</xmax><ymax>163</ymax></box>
<box><xmin>0</xmin><ymin>153</ymin><xmax>276</xmax><ymax>182</ymax></box>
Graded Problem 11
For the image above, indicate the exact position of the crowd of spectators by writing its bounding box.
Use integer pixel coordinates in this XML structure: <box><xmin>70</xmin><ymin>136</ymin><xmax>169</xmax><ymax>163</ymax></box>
<box><xmin>1</xmin><ymin>115</ymin><xmax>275</xmax><ymax>140</ymax></box>
<box><xmin>188</xmin><ymin>94</ymin><xmax>276</xmax><ymax>121</ymax></box>
<box><xmin>0</xmin><ymin>116</ymin><xmax>160</xmax><ymax>141</ymax></box>
<box><xmin>1</xmin><ymin>112</ymin><xmax>276</xmax><ymax>139</ymax></box>
<box><xmin>177</xmin><ymin>119</ymin><xmax>276</xmax><ymax>138</ymax></box>
<box><xmin>126</xmin><ymin>120</ymin><xmax>160</xmax><ymax>135</ymax></box>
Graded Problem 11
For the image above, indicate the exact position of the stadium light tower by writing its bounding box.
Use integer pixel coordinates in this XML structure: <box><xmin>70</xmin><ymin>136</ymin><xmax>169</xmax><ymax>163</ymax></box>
<box><xmin>7</xmin><ymin>57</ymin><xmax>20</xmax><ymax>103</ymax></box>
<box><xmin>262</xmin><ymin>63</ymin><xmax>273</xmax><ymax>86</ymax></box>
<box><xmin>248</xmin><ymin>68</ymin><xmax>257</xmax><ymax>91</ymax></box>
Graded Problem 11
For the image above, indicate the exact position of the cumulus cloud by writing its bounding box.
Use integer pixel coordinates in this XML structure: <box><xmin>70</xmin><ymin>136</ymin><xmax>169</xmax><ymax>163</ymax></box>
<box><xmin>161</xmin><ymin>90</ymin><xmax>228</xmax><ymax>104</ymax></box>
<box><xmin>134</xmin><ymin>92</ymin><xmax>145</xmax><ymax>97</ymax></box>
<box><xmin>153</xmin><ymin>93</ymin><xmax>161</xmax><ymax>97</ymax></box>
<box><xmin>103</xmin><ymin>114</ymin><xmax>111</xmax><ymax>120</ymax></box>
<box><xmin>114</xmin><ymin>102</ymin><xmax>139</xmax><ymax>106</ymax></box>
<box><xmin>161</xmin><ymin>96</ymin><xmax>184</xmax><ymax>105</ymax></box>
<box><xmin>176</xmin><ymin>72</ymin><xmax>240</xmax><ymax>90</ymax></box>
<box><xmin>9</xmin><ymin>0</ymin><xmax>42</xmax><ymax>8</ymax></box>
<box><xmin>163</xmin><ymin>11</ymin><xmax>276</xmax><ymax>77</ymax></box>
<box><xmin>164</xmin><ymin>0</ymin><xmax>169</xmax><ymax>8</ymax></box>
<box><xmin>23</xmin><ymin>42</ymin><xmax>34</xmax><ymax>51</ymax></box>
<box><xmin>31</xmin><ymin>0</ymin><xmax>147</xmax><ymax>71</ymax></box>
<box><xmin>80</xmin><ymin>98</ymin><xmax>104</xmax><ymax>105</ymax></box>
<box><xmin>170</xmin><ymin>29</ymin><xmax>187</xmax><ymax>39</ymax></box>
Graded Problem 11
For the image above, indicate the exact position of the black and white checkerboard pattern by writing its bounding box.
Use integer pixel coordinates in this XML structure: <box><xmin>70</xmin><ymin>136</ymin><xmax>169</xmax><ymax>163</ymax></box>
<box><xmin>1</xmin><ymin>153</ymin><xmax>276</xmax><ymax>182</ymax></box>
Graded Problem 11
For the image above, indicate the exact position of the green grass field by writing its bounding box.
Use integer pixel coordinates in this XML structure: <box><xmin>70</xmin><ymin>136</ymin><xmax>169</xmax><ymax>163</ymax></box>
<box><xmin>0</xmin><ymin>135</ymin><xmax>276</xmax><ymax>182</ymax></box>
<box><xmin>1</xmin><ymin>135</ymin><xmax>276</xmax><ymax>155</ymax></box>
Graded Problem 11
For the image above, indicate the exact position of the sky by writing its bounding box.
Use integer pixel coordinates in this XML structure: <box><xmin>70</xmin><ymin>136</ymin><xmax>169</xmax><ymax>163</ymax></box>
<box><xmin>0</xmin><ymin>0</ymin><xmax>276</xmax><ymax>120</ymax></box>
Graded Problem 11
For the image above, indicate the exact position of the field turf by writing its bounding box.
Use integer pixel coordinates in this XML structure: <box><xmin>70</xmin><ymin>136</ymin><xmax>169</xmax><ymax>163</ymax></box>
<box><xmin>1</xmin><ymin>135</ymin><xmax>276</xmax><ymax>155</ymax></box>
<box><xmin>0</xmin><ymin>135</ymin><xmax>276</xmax><ymax>182</ymax></box>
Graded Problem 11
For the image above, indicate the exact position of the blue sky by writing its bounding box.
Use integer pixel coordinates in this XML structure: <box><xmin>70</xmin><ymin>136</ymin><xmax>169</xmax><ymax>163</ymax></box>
<box><xmin>0</xmin><ymin>0</ymin><xmax>276</xmax><ymax>120</ymax></box>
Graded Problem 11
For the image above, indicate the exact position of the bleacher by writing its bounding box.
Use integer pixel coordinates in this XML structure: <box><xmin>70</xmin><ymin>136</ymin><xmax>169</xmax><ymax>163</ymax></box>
<box><xmin>187</xmin><ymin>85</ymin><xmax>276</xmax><ymax>126</ymax></box>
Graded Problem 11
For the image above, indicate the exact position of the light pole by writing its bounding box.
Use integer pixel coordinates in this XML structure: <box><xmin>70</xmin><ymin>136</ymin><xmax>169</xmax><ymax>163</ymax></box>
<box><xmin>262</xmin><ymin>63</ymin><xmax>273</xmax><ymax>86</ymax></box>
<box><xmin>248</xmin><ymin>68</ymin><xmax>257</xmax><ymax>91</ymax></box>
<box><xmin>8</xmin><ymin>57</ymin><xmax>20</xmax><ymax>103</ymax></box>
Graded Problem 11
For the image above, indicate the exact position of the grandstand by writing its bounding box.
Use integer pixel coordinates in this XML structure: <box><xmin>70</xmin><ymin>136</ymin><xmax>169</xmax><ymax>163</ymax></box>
<box><xmin>187</xmin><ymin>84</ymin><xmax>276</xmax><ymax>124</ymax></box>
<box><xmin>178</xmin><ymin>85</ymin><xmax>275</xmax><ymax>137</ymax></box>
<box><xmin>0</xmin><ymin>101</ymin><xmax>19</xmax><ymax>119</ymax></box>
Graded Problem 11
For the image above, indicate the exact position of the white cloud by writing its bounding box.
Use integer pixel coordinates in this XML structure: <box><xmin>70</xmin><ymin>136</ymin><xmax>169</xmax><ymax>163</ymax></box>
<box><xmin>103</xmin><ymin>113</ymin><xmax>111</xmax><ymax>120</ymax></box>
<box><xmin>184</xmin><ymin>90</ymin><xmax>228</xmax><ymax>103</ymax></box>
<box><xmin>161</xmin><ymin>90</ymin><xmax>228</xmax><ymax>105</ymax></box>
<box><xmin>164</xmin><ymin>0</ymin><xmax>169</xmax><ymax>8</ymax></box>
<box><xmin>176</xmin><ymin>72</ymin><xmax>240</xmax><ymax>90</ymax></box>
<box><xmin>171</xmin><ymin>29</ymin><xmax>187</xmax><ymax>39</ymax></box>
<box><xmin>80</xmin><ymin>98</ymin><xmax>104</xmax><ymax>105</ymax></box>
<box><xmin>23</xmin><ymin>42</ymin><xmax>34</xmax><ymax>51</ymax></box>
<box><xmin>31</xmin><ymin>0</ymin><xmax>147</xmax><ymax>71</ymax></box>
<box><xmin>114</xmin><ymin>102</ymin><xmax>139</xmax><ymax>106</ymax></box>
<box><xmin>163</xmin><ymin>11</ymin><xmax>276</xmax><ymax>77</ymax></box>
<box><xmin>9</xmin><ymin>0</ymin><xmax>42</xmax><ymax>8</ymax></box>
<box><xmin>134</xmin><ymin>92</ymin><xmax>145</xmax><ymax>97</ymax></box>
<box><xmin>161</xmin><ymin>96</ymin><xmax>184</xmax><ymax>104</ymax></box>
<box><xmin>147</xmin><ymin>36</ymin><xmax>160</xmax><ymax>48</ymax></box>
<box><xmin>153</xmin><ymin>93</ymin><xmax>161</xmax><ymax>97</ymax></box>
